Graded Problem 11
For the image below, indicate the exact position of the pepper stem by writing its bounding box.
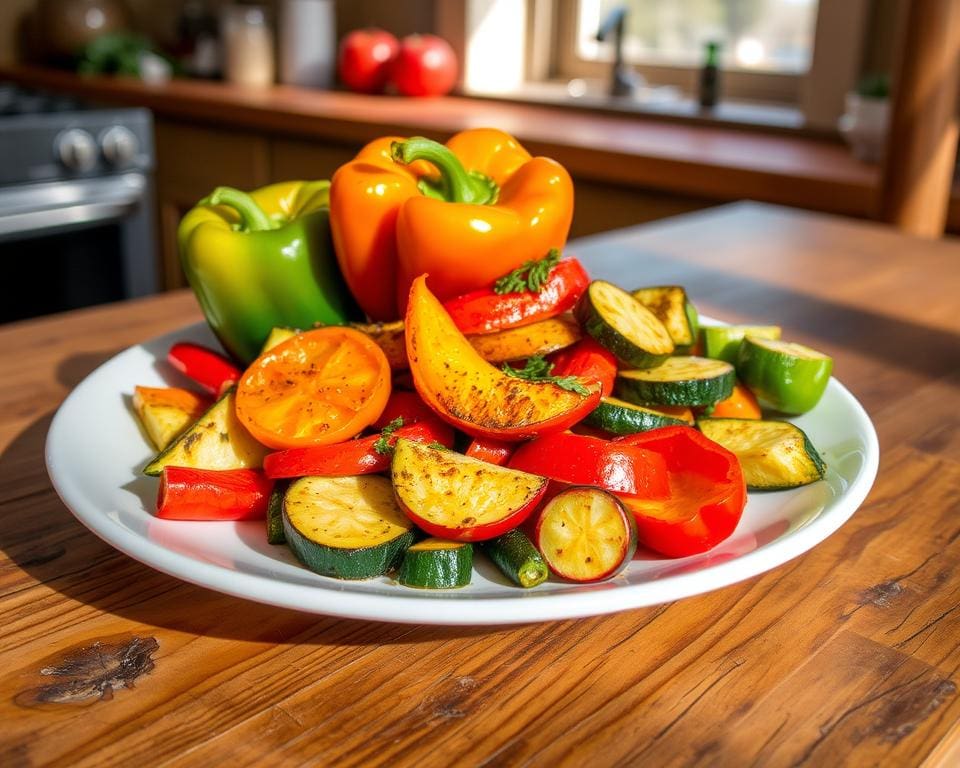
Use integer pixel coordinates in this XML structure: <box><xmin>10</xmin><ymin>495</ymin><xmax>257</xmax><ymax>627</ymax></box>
<box><xmin>391</xmin><ymin>137</ymin><xmax>498</xmax><ymax>205</ymax></box>
<box><xmin>201</xmin><ymin>186</ymin><xmax>274</xmax><ymax>232</ymax></box>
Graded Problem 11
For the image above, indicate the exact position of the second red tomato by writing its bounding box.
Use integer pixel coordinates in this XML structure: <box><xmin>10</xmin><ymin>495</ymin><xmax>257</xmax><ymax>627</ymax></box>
<box><xmin>392</xmin><ymin>34</ymin><xmax>457</xmax><ymax>97</ymax></box>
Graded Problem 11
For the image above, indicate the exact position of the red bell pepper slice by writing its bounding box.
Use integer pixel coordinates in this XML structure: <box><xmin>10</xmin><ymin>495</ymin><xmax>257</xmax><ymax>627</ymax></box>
<box><xmin>508</xmin><ymin>432</ymin><xmax>670</xmax><ymax>498</ymax></box>
<box><xmin>614</xmin><ymin>426</ymin><xmax>746</xmax><ymax>557</ymax></box>
<box><xmin>443</xmin><ymin>258</ymin><xmax>590</xmax><ymax>335</ymax></box>
<box><xmin>371</xmin><ymin>390</ymin><xmax>436</xmax><ymax>429</ymax></box>
<box><xmin>168</xmin><ymin>342</ymin><xmax>241</xmax><ymax>396</ymax></box>
<box><xmin>263</xmin><ymin>418</ymin><xmax>455</xmax><ymax>479</ymax></box>
<box><xmin>465</xmin><ymin>436</ymin><xmax>515</xmax><ymax>466</ymax></box>
<box><xmin>156</xmin><ymin>467</ymin><xmax>273</xmax><ymax>520</ymax></box>
<box><xmin>548</xmin><ymin>337</ymin><xmax>618</xmax><ymax>397</ymax></box>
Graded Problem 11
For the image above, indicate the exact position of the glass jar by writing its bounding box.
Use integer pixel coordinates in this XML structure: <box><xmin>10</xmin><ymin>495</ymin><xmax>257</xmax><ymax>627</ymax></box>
<box><xmin>221</xmin><ymin>5</ymin><xmax>275</xmax><ymax>87</ymax></box>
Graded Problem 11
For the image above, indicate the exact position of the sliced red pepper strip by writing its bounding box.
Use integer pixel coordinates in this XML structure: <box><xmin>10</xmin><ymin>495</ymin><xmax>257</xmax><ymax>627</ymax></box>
<box><xmin>443</xmin><ymin>258</ymin><xmax>589</xmax><ymax>335</ymax></box>
<box><xmin>168</xmin><ymin>342</ymin><xmax>241</xmax><ymax>396</ymax></box>
<box><xmin>548</xmin><ymin>337</ymin><xmax>618</xmax><ymax>397</ymax></box>
<box><xmin>465</xmin><ymin>436</ymin><xmax>515</xmax><ymax>466</ymax></box>
<box><xmin>263</xmin><ymin>418</ymin><xmax>455</xmax><ymax>479</ymax></box>
<box><xmin>614</xmin><ymin>426</ymin><xmax>746</xmax><ymax>557</ymax></box>
<box><xmin>156</xmin><ymin>467</ymin><xmax>273</xmax><ymax>520</ymax></box>
<box><xmin>371</xmin><ymin>390</ymin><xmax>436</xmax><ymax>429</ymax></box>
<box><xmin>508</xmin><ymin>432</ymin><xmax>670</xmax><ymax>498</ymax></box>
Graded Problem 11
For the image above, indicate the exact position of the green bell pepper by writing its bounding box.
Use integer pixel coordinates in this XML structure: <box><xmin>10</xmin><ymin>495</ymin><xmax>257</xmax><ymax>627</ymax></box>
<box><xmin>178</xmin><ymin>181</ymin><xmax>359</xmax><ymax>364</ymax></box>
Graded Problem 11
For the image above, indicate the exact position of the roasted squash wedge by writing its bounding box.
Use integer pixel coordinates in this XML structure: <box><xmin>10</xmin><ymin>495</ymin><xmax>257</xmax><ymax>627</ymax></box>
<box><xmin>404</xmin><ymin>275</ymin><xmax>601</xmax><ymax>440</ymax></box>
<box><xmin>133</xmin><ymin>386</ymin><xmax>211</xmax><ymax>451</ymax></box>
<box><xmin>392</xmin><ymin>438</ymin><xmax>548</xmax><ymax>541</ymax></box>
<box><xmin>466</xmin><ymin>315</ymin><xmax>581</xmax><ymax>363</ymax></box>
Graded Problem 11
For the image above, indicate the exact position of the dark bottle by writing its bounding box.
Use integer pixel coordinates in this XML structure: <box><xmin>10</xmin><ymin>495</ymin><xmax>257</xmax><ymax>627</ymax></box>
<box><xmin>699</xmin><ymin>41</ymin><xmax>721</xmax><ymax>108</ymax></box>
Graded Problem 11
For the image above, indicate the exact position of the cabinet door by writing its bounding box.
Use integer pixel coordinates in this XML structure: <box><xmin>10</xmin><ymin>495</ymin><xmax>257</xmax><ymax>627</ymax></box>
<box><xmin>269</xmin><ymin>139</ymin><xmax>358</xmax><ymax>183</ymax></box>
<box><xmin>155</xmin><ymin>120</ymin><xmax>270</xmax><ymax>289</ymax></box>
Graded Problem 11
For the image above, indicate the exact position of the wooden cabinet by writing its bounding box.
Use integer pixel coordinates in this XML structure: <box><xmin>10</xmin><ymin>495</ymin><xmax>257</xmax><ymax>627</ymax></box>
<box><xmin>155</xmin><ymin>122</ymin><xmax>366</xmax><ymax>290</ymax></box>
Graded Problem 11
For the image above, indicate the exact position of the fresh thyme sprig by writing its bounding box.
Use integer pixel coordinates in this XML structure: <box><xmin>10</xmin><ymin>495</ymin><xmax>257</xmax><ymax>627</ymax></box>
<box><xmin>502</xmin><ymin>355</ymin><xmax>591</xmax><ymax>396</ymax></box>
<box><xmin>493</xmin><ymin>249</ymin><xmax>561</xmax><ymax>295</ymax></box>
<box><xmin>372</xmin><ymin>416</ymin><xmax>405</xmax><ymax>455</ymax></box>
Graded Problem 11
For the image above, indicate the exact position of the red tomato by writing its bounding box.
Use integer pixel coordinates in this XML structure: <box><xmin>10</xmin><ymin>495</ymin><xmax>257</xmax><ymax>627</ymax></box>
<box><xmin>391</xmin><ymin>34</ymin><xmax>458</xmax><ymax>97</ymax></box>
<box><xmin>338</xmin><ymin>28</ymin><xmax>399</xmax><ymax>93</ymax></box>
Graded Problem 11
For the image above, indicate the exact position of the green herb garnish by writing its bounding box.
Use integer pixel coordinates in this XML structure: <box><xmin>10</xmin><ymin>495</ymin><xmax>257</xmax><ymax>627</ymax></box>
<box><xmin>373</xmin><ymin>416</ymin><xmax>405</xmax><ymax>455</ymax></box>
<box><xmin>493</xmin><ymin>249</ymin><xmax>560</xmax><ymax>294</ymax></box>
<box><xmin>502</xmin><ymin>355</ymin><xmax>591</xmax><ymax>395</ymax></box>
<box><xmin>425</xmin><ymin>442</ymin><xmax>447</xmax><ymax>450</ymax></box>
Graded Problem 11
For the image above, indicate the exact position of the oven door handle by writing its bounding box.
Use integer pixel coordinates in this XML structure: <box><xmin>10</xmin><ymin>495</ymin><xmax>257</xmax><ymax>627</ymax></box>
<box><xmin>0</xmin><ymin>199</ymin><xmax>141</xmax><ymax>241</ymax></box>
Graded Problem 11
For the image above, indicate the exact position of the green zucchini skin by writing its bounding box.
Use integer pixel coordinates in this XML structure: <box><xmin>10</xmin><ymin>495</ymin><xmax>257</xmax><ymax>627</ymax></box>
<box><xmin>397</xmin><ymin>540</ymin><xmax>473</xmax><ymax>589</ymax></box>
<box><xmin>584</xmin><ymin>397</ymin><xmax>688</xmax><ymax>435</ymax></box>
<box><xmin>701</xmin><ymin>325</ymin><xmax>781</xmax><ymax>364</ymax></box>
<box><xmin>481</xmin><ymin>529</ymin><xmax>548</xmax><ymax>588</ymax></box>
<box><xmin>282</xmin><ymin>476</ymin><xmax>415</xmax><ymax>580</ymax></box>
<box><xmin>575</xmin><ymin>281</ymin><xmax>674</xmax><ymax>369</ymax></box>
<box><xmin>697</xmin><ymin>417</ymin><xmax>826</xmax><ymax>490</ymax></box>
<box><xmin>616</xmin><ymin>357</ymin><xmax>735</xmax><ymax>407</ymax></box>
<box><xmin>736</xmin><ymin>337</ymin><xmax>833</xmax><ymax>415</ymax></box>
<box><xmin>284</xmin><ymin>519</ymin><xmax>414</xmax><ymax>580</ymax></box>
<box><xmin>266</xmin><ymin>481</ymin><xmax>287</xmax><ymax>545</ymax></box>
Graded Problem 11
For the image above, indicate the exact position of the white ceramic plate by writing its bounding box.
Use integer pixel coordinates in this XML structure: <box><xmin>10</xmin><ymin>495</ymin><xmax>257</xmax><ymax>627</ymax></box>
<box><xmin>45</xmin><ymin>320</ymin><xmax>878</xmax><ymax>625</ymax></box>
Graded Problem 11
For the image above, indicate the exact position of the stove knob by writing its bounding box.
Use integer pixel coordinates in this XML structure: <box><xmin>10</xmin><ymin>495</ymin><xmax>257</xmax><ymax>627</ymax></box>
<box><xmin>56</xmin><ymin>128</ymin><xmax>97</xmax><ymax>172</ymax></box>
<box><xmin>100</xmin><ymin>125</ymin><xmax>139</xmax><ymax>168</ymax></box>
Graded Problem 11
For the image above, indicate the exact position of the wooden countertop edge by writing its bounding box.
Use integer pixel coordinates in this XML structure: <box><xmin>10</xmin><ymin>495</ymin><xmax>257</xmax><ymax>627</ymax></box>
<box><xmin>1</xmin><ymin>66</ymin><xmax>878</xmax><ymax>216</ymax></box>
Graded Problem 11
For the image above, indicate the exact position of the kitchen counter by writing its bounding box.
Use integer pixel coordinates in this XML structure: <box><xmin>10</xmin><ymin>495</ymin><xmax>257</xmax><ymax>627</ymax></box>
<box><xmin>2</xmin><ymin>202</ymin><xmax>959</xmax><ymax>765</ymax></box>
<box><xmin>1</xmin><ymin>66</ymin><xmax>878</xmax><ymax>219</ymax></box>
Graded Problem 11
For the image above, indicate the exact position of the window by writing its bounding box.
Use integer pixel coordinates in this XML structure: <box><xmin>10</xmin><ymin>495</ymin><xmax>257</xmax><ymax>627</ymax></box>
<box><xmin>448</xmin><ymin>0</ymin><xmax>870</xmax><ymax>129</ymax></box>
<box><xmin>575</xmin><ymin>0</ymin><xmax>819</xmax><ymax>75</ymax></box>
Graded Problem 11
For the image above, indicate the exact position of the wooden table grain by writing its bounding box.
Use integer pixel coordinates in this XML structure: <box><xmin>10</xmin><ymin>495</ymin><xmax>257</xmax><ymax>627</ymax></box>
<box><xmin>1</xmin><ymin>202</ymin><xmax>958</xmax><ymax>767</ymax></box>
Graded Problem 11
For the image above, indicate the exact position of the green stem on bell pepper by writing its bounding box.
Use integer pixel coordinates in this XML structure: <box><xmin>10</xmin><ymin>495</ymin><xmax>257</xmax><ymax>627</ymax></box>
<box><xmin>391</xmin><ymin>137</ymin><xmax>498</xmax><ymax>205</ymax></box>
<box><xmin>201</xmin><ymin>186</ymin><xmax>275</xmax><ymax>232</ymax></box>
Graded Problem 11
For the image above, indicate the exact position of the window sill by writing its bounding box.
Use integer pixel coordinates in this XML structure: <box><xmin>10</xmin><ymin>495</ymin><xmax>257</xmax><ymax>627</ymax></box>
<box><xmin>465</xmin><ymin>80</ymin><xmax>815</xmax><ymax>136</ymax></box>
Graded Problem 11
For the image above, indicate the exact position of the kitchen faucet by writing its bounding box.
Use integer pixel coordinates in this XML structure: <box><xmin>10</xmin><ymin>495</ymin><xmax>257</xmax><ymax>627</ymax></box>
<box><xmin>597</xmin><ymin>5</ymin><xmax>639</xmax><ymax>97</ymax></box>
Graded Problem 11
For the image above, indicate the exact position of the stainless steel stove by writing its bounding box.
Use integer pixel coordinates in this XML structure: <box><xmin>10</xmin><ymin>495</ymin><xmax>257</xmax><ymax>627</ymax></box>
<box><xmin>0</xmin><ymin>83</ymin><xmax>158</xmax><ymax>323</ymax></box>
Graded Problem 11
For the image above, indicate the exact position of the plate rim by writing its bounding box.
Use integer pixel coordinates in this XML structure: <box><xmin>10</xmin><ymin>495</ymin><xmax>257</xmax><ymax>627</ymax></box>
<box><xmin>44</xmin><ymin>321</ymin><xmax>880</xmax><ymax>625</ymax></box>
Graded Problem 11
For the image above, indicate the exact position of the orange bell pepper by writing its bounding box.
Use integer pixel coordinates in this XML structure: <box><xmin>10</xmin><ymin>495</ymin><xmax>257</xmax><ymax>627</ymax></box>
<box><xmin>329</xmin><ymin>128</ymin><xmax>574</xmax><ymax>320</ymax></box>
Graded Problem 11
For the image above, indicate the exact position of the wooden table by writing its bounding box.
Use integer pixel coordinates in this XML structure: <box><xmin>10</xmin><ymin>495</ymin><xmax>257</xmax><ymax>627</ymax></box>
<box><xmin>1</xmin><ymin>202</ymin><xmax>958</xmax><ymax>767</ymax></box>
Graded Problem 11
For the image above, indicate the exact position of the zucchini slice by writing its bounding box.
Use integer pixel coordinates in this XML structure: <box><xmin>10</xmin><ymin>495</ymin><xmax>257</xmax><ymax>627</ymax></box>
<box><xmin>283</xmin><ymin>475</ymin><xmax>415</xmax><ymax>580</ymax></box>
<box><xmin>736</xmin><ymin>337</ymin><xmax>833</xmax><ymax>414</ymax></box>
<box><xmin>584</xmin><ymin>396</ymin><xmax>690</xmax><ymax>435</ymax></box>
<box><xmin>697</xmin><ymin>417</ymin><xmax>826</xmax><ymax>490</ymax></box>
<box><xmin>397</xmin><ymin>538</ymin><xmax>473</xmax><ymax>589</ymax></box>
<box><xmin>266</xmin><ymin>481</ymin><xmax>287</xmax><ymax>545</ymax></box>
<box><xmin>575</xmin><ymin>280</ymin><xmax>674</xmax><ymax>369</ymax></box>
<box><xmin>701</xmin><ymin>325</ymin><xmax>781</xmax><ymax>364</ymax></box>
<box><xmin>481</xmin><ymin>529</ymin><xmax>548</xmax><ymax>588</ymax></box>
<box><xmin>616</xmin><ymin>356</ymin><xmax>735</xmax><ymax>407</ymax></box>
<box><xmin>143</xmin><ymin>388</ymin><xmax>269</xmax><ymax>477</ymax></box>
<box><xmin>534</xmin><ymin>486</ymin><xmax>637</xmax><ymax>583</ymax></box>
<box><xmin>631</xmin><ymin>286</ymin><xmax>698</xmax><ymax>354</ymax></box>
